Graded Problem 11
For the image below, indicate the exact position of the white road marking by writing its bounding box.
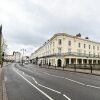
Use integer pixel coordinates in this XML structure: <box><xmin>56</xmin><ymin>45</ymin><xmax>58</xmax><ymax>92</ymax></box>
<box><xmin>43</xmin><ymin>72</ymin><xmax>65</xmax><ymax>79</ymax></box>
<box><xmin>17</xmin><ymin>64</ymin><xmax>100</xmax><ymax>90</ymax></box>
<box><xmin>32</xmin><ymin>77</ymin><xmax>38</xmax><ymax>84</ymax></box>
<box><xmin>14</xmin><ymin>67</ymin><xmax>71</xmax><ymax>100</ymax></box>
<box><xmin>43</xmin><ymin>72</ymin><xmax>100</xmax><ymax>90</ymax></box>
<box><xmin>16</xmin><ymin>64</ymin><xmax>100</xmax><ymax>91</ymax></box>
<box><xmin>37</xmin><ymin>83</ymin><xmax>61</xmax><ymax>94</ymax></box>
<box><xmin>13</xmin><ymin>68</ymin><xmax>54</xmax><ymax>100</ymax></box>
<box><xmin>4</xmin><ymin>76</ymin><xmax>8</xmax><ymax>82</ymax></box>
<box><xmin>86</xmin><ymin>85</ymin><xmax>100</xmax><ymax>89</ymax></box>
<box><xmin>65</xmin><ymin>78</ymin><xmax>85</xmax><ymax>85</ymax></box>
<box><xmin>63</xmin><ymin>94</ymin><xmax>71</xmax><ymax>100</ymax></box>
<box><xmin>44</xmin><ymin>72</ymin><xmax>85</xmax><ymax>85</ymax></box>
<box><xmin>19</xmin><ymin>70</ymin><xmax>62</xmax><ymax>94</ymax></box>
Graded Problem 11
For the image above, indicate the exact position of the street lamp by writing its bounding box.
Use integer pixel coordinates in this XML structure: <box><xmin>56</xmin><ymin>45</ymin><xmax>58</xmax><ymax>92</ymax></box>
<box><xmin>20</xmin><ymin>49</ymin><xmax>26</xmax><ymax>65</ymax></box>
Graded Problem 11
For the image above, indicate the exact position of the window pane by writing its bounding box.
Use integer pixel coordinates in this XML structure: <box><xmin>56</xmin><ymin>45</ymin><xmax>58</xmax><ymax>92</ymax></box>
<box><xmin>68</xmin><ymin>41</ymin><xmax>71</xmax><ymax>46</ymax></box>
<box><xmin>58</xmin><ymin>48</ymin><xmax>61</xmax><ymax>53</ymax></box>
<box><xmin>78</xmin><ymin>43</ymin><xmax>81</xmax><ymax>48</ymax></box>
<box><xmin>58</xmin><ymin>39</ymin><xmax>62</xmax><ymax>45</ymax></box>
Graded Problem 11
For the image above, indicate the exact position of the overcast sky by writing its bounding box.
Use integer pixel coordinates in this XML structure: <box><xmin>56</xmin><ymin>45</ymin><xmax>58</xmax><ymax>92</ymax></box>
<box><xmin>0</xmin><ymin>0</ymin><xmax>100</xmax><ymax>56</ymax></box>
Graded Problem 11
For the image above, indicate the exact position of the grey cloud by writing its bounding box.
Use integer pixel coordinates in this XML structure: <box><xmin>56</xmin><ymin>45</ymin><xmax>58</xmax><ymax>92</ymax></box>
<box><xmin>1</xmin><ymin>0</ymin><xmax>100</xmax><ymax>54</ymax></box>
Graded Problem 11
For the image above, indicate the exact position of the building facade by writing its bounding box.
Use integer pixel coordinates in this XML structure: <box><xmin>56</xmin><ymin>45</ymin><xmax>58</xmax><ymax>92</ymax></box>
<box><xmin>30</xmin><ymin>33</ymin><xmax>100</xmax><ymax>67</ymax></box>
<box><xmin>4</xmin><ymin>55</ymin><xmax>13</xmax><ymax>62</ymax></box>
<box><xmin>13</xmin><ymin>52</ymin><xmax>21</xmax><ymax>62</ymax></box>
<box><xmin>5</xmin><ymin>52</ymin><xmax>21</xmax><ymax>62</ymax></box>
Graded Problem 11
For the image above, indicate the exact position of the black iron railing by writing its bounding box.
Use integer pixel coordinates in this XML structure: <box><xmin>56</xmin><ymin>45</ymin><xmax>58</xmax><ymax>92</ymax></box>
<box><xmin>42</xmin><ymin>52</ymin><xmax>100</xmax><ymax>58</ymax></box>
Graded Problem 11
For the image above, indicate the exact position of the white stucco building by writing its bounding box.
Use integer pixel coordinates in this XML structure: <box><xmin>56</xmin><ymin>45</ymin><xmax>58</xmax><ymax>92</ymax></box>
<box><xmin>4</xmin><ymin>55</ymin><xmax>13</xmax><ymax>62</ymax></box>
<box><xmin>30</xmin><ymin>33</ymin><xmax>100</xmax><ymax>67</ymax></box>
<box><xmin>13</xmin><ymin>52</ymin><xmax>21</xmax><ymax>62</ymax></box>
<box><xmin>5</xmin><ymin>51</ymin><xmax>21</xmax><ymax>62</ymax></box>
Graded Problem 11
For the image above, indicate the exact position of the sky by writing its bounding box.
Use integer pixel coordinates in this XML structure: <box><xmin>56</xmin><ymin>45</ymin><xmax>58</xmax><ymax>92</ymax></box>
<box><xmin>0</xmin><ymin>0</ymin><xmax>100</xmax><ymax>56</ymax></box>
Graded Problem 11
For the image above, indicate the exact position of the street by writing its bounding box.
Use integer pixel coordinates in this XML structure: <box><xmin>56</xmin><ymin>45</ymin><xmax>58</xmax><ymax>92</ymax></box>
<box><xmin>3</xmin><ymin>63</ymin><xmax>100</xmax><ymax>100</ymax></box>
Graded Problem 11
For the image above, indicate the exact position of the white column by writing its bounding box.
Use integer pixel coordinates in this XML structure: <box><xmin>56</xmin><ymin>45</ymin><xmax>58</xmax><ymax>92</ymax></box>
<box><xmin>82</xmin><ymin>59</ymin><xmax>83</xmax><ymax>64</ymax></box>
<box><xmin>53</xmin><ymin>59</ymin><xmax>55</xmax><ymax>66</ymax></box>
<box><xmin>92</xmin><ymin>60</ymin><xmax>93</xmax><ymax>64</ymax></box>
<box><xmin>96</xmin><ymin>60</ymin><xmax>98</xmax><ymax>64</ymax></box>
<box><xmin>87</xmin><ymin>59</ymin><xmax>89</xmax><ymax>64</ymax></box>
<box><xmin>62</xmin><ymin>58</ymin><xmax>65</xmax><ymax>66</ymax></box>
<box><xmin>55</xmin><ymin>59</ymin><xmax>57</xmax><ymax>66</ymax></box>
<box><xmin>76</xmin><ymin>59</ymin><xmax>78</xmax><ymax>64</ymax></box>
<box><xmin>69</xmin><ymin>58</ymin><xmax>71</xmax><ymax>64</ymax></box>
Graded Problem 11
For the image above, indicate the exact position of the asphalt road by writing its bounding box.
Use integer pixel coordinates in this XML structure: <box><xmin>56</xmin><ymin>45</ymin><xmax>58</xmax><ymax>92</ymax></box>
<box><xmin>3</xmin><ymin>63</ymin><xmax>100</xmax><ymax>100</ymax></box>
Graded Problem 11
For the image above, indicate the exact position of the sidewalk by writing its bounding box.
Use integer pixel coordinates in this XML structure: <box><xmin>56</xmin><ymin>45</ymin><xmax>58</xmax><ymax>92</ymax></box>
<box><xmin>39</xmin><ymin>64</ymin><xmax>100</xmax><ymax>76</ymax></box>
<box><xmin>0</xmin><ymin>66</ymin><xmax>2</xmax><ymax>100</ymax></box>
<box><xmin>0</xmin><ymin>63</ymin><xmax>8</xmax><ymax>100</ymax></box>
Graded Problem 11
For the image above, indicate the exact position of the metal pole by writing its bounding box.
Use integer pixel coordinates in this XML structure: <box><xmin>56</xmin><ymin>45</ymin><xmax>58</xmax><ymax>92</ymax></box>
<box><xmin>21</xmin><ymin>49</ymin><xmax>26</xmax><ymax>66</ymax></box>
<box><xmin>0</xmin><ymin>25</ymin><xmax>2</xmax><ymax>67</ymax></box>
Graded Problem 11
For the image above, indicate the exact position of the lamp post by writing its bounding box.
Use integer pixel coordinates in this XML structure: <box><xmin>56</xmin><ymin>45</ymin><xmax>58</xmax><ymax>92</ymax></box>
<box><xmin>0</xmin><ymin>25</ymin><xmax>2</xmax><ymax>67</ymax></box>
<box><xmin>20</xmin><ymin>49</ymin><xmax>26</xmax><ymax>65</ymax></box>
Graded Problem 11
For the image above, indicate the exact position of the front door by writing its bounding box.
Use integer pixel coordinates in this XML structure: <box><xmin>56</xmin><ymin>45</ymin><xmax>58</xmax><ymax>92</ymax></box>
<box><xmin>57</xmin><ymin>59</ymin><xmax>62</xmax><ymax>67</ymax></box>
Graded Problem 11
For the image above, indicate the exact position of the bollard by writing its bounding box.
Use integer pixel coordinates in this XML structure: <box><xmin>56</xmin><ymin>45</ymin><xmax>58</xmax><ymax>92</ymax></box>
<box><xmin>90</xmin><ymin>64</ymin><xmax>92</xmax><ymax>74</ymax></box>
<box><xmin>74</xmin><ymin>64</ymin><xmax>76</xmax><ymax>72</ymax></box>
<box><xmin>55</xmin><ymin>64</ymin><xmax>56</xmax><ymax>69</ymax></box>
<box><xmin>63</xmin><ymin>65</ymin><xmax>64</xmax><ymax>71</ymax></box>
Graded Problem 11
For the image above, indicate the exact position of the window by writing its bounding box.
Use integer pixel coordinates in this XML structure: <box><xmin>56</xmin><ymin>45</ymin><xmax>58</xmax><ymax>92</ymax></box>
<box><xmin>77</xmin><ymin>49</ymin><xmax>81</xmax><ymax>53</ymax></box>
<box><xmin>77</xmin><ymin>49</ymin><xmax>82</xmax><ymax>55</ymax></box>
<box><xmin>89</xmin><ymin>52</ymin><xmax>91</xmax><ymax>56</ymax></box>
<box><xmin>78</xmin><ymin>43</ymin><xmax>81</xmax><ymax>48</ymax></box>
<box><xmin>93</xmin><ymin>46</ymin><xmax>95</xmax><ymax>50</ymax></box>
<box><xmin>84</xmin><ymin>44</ymin><xmax>86</xmax><ymax>48</ymax></box>
<box><xmin>58</xmin><ymin>48</ymin><xmax>61</xmax><ymax>54</ymax></box>
<box><xmin>68</xmin><ymin>48</ymin><xmax>71</xmax><ymax>53</ymax></box>
<box><xmin>94</xmin><ymin>52</ymin><xmax>95</xmax><ymax>57</ymax></box>
<box><xmin>89</xmin><ymin>45</ymin><xmax>91</xmax><ymax>49</ymax></box>
<box><xmin>98</xmin><ymin>53</ymin><xmax>100</xmax><ymax>57</ymax></box>
<box><xmin>58</xmin><ymin>39</ymin><xmax>62</xmax><ymax>45</ymax></box>
<box><xmin>53</xmin><ymin>49</ymin><xmax>55</xmax><ymax>54</ymax></box>
<box><xmin>84</xmin><ymin>50</ymin><xmax>86</xmax><ymax>55</ymax></box>
<box><xmin>97</xmin><ymin>47</ymin><xmax>99</xmax><ymax>51</ymax></box>
<box><xmin>53</xmin><ymin>42</ymin><xmax>55</xmax><ymax>47</ymax></box>
<box><xmin>68</xmin><ymin>41</ymin><xmax>71</xmax><ymax>46</ymax></box>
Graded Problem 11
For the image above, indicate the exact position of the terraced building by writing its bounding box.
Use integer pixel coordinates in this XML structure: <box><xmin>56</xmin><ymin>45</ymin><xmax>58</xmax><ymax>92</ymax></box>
<box><xmin>30</xmin><ymin>33</ymin><xmax>100</xmax><ymax>67</ymax></box>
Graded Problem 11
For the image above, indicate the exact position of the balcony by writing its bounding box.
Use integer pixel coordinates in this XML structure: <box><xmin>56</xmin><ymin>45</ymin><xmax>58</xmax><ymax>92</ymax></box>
<box><xmin>42</xmin><ymin>52</ymin><xmax>100</xmax><ymax>58</ymax></box>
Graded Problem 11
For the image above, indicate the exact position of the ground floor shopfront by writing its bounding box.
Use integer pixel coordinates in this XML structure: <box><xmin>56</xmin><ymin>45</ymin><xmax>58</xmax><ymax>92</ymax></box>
<box><xmin>31</xmin><ymin>56</ymin><xmax>100</xmax><ymax>67</ymax></box>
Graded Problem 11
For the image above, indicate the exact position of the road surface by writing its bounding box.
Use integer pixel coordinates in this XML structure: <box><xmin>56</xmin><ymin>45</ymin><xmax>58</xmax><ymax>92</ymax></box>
<box><xmin>3</xmin><ymin>63</ymin><xmax>100</xmax><ymax>100</ymax></box>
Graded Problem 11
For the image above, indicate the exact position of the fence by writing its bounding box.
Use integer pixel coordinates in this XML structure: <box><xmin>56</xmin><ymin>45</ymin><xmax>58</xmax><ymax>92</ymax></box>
<box><xmin>39</xmin><ymin>64</ymin><xmax>100</xmax><ymax>75</ymax></box>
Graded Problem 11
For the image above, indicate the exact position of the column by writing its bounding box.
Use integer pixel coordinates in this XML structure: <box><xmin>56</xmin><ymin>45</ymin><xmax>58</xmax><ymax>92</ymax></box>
<box><xmin>96</xmin><ymin>60</ymin><xmax>98</xmax><ymax>64</ymax></box>
<box><xmin>92</xmin><ymin>59</ymin><xmax>93</xmax><ymax>64</ymax></box>
<box><xmin>53</xmin><ymin>59</ymin><xmax>55</xmax><ymax>66</ymax></box>
<box><xmin>82</xmin><ymin>59</ymin><xmax>83</xmax><ymax>64</ymax></box>
<box><xmin>69</xmin><ymin>58</ymin><xmax>71</xmax><ymax>64</ymax></box>
<box><xmin>87</xmin><ymin>59</ymin><xmax>89</xmax><ymax>64</ymax></box>
<box><xmin>55</xmin><ymin>59</ymin><xmax>57</xmax><ymax>66</ymax></box>
<box><xmin>76</xmin><ymin>58</ymin><xmax>78</xmax><ymax>64</ymax></box>
<box><xmin>62</xmin><ymin>58</ymin><xmax>65</xmax><ymax>66</ymax></box>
